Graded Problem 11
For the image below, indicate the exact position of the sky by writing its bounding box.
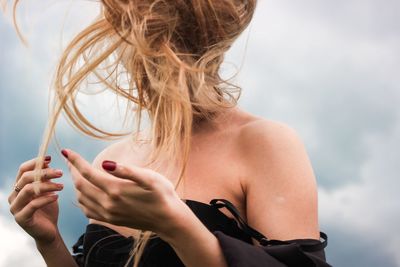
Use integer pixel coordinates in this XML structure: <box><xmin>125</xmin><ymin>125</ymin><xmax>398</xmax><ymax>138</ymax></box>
<box><xmin>1</xmin><ymin>0</ymin><xmax>400</xmax><ymax>266</ymax></box>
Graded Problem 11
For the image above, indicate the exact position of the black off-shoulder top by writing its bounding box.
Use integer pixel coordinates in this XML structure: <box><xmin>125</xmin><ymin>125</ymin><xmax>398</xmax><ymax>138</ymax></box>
<box><xmin>71</xmin><ymin>199</ymin><xmax>253</xmax><ymax>267</ymax></box>
<box><xmin>71</xmin><ymin>198</ymin><xmax>330</xmax><ymax>267</ymax></box>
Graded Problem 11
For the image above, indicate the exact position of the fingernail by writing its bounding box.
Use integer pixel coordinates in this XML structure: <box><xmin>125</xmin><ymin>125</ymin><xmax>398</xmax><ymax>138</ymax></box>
<box><xmin>61</xmin><ymin>149</ymin><xmax>68</xmax><ymax>159</ymax></box>
<box><xmin>102</xmin><ymin>160</ymin><xmax>117</xmax><ymax>172</ymax></box>
<box><xmin>55</xmin><ymin>169</ymin><xmax>63</xmax><ymax>177</ymax></box>
<box><xmin>45</xmin><ymin>155</ymin><xmax>51</xmax><ymax>162</ymax></box>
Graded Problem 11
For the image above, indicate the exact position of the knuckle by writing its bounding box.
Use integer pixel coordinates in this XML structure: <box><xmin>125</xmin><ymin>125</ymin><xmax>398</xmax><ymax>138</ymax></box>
<box><xmin>118</xmin><ymin>165</ymin><xmax>129</xmax><ymax>175</ymax></box>
<box><xmin>29</xmin><ymin>200</ymin><xmax>40</xmax><ymax>210</ymax></box>
<box><xmin>86</xmin><ymin>211</ymin><xmax>94</xmax><ymax>219</ymax></box>
<box><xmin>75</xmin><ymin>180</ymin><xmax>83</xmax><ymax>191</ymax></box>
<box><xmin>19</xmin><ymin>172</ymin><xmax>29</xmax><ymax>184</ymax></box>
<box><xmin>103</xmin><ymin>201</ymin><xmax>117</xmax><ymax>216</ymax></box>
<box><xmin>146</xmin><ymin>176</ymin><xmax>157</xmax><ymax>188</ymax></box>
<box><xmin>14</xmin><ymin>213</ymin><xmax>22</xmax><ymax>224</ymax></box>
<box><xmin>76</xmin><ymin>194</ymin><xmax>84</xmax><ymax>204</ymax></box>
<box><xmin>18</xmin><ymin>160</ymin><xmax>31</xmax><ymax>174</ymax></box>
<box><xmin>103</xmin><ymin>200</ymin><xmax>116</xmax><ymax>212</ymax></box>
<box><xmin>69</xmin><ymin>156</ymin><xmax>77</xmax><ymax>165</ymax></box>
<box><xmin>40</xmin><ymin>169</ymin><xmax>47</xmax><ymax>178</ymax></box>
<box><xmin>24</xmin><ymin>183</ymin><xmax>33</xmax><ymax>194</ymax></box>
<box><xmin>21</xmin><ymin>170</ymin><xmax>34</xmax><ymax>183</ymax></box>
<box><xmin>103</xmin><ymin>211</ymin><xmax>114</xmax><ymax>222</ymax></box>
<box><xmin>30</xmin><ymin>170</ymin><xmax>41</xmax><ymax>182</ymax></box>
<box><xmin>86</xmin><ymin>210</ymin><xmax>97</xmax><ymax>220</ymax></box>
<box><xmin>80</xmin><ymin>167</ymin><xmax>91</xmax><ymax>178</ymax></box>
<box><xmin>108</xmin><ymin>187</ymin><xmax>121</xmax><ymax>200</ymax></box>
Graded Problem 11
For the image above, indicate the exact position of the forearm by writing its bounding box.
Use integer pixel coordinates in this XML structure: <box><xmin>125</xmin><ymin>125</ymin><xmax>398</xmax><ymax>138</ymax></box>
<box><xmin>158</xmin><ymin>206</ymin><xmax>228</xmax><ymax>267</ymax></box>
<box><xmin>35</xmin><ymin>233</ymin><xmax>79</xmax><ymax>267</ymax></box>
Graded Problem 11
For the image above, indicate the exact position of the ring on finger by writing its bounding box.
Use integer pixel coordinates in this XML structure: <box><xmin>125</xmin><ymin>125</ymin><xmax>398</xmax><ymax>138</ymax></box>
<box><xmin>14</xmin><ymin>183</ymin><xmax>22</xmax><ymax>193</ymax></box>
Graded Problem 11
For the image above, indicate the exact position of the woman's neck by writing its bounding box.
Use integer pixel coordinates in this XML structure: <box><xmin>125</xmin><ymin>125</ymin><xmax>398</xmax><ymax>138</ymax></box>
<box><xmin>191</xmin><ymin>106</ymin><xmax>239</xmax><ymax>137</ymax></box>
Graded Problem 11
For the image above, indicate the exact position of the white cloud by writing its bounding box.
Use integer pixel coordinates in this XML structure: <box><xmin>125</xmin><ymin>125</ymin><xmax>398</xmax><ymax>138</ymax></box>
<box><xmin>319</xmin><ymin>117</ymin><xmax>400</xmax><ymax>265</ymax></box>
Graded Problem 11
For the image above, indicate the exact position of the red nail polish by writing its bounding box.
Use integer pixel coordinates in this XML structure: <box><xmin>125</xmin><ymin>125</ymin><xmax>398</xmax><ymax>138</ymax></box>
<box><xmin>45</xmin><ymin>155</ymin><xmax>51</xmax><ymax>161</ymax></box>
<box><xmin>61</xmin><ymin>149</ymin><xmax>68</xmax><ymax>159</ymax></box>
<box><xmin>102</xmin><ymin>160</ymin><xmax>117</xmax><ymax>171</ymax></box>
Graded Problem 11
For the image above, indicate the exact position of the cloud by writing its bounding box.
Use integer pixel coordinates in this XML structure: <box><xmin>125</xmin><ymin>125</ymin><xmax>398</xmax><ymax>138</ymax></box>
<box><xmin>319</xmin><ymin>118</ymin><xmax>400</xmax><ymax>266</ymax></box>
<box><xmin>322</xmin><ymin>224</ymin><xmax>398</xmax><ymax>267</ymax></box>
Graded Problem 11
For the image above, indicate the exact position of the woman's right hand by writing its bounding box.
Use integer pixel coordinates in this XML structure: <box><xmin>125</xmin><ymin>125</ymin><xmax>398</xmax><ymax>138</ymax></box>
<box><xmin>7</xmin><ymin>156</ymin><xmax>65</xmax><ymax>246</ymax></box>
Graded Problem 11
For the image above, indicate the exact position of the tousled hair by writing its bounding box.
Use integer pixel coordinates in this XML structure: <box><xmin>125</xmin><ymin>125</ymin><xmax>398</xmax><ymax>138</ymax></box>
<box><xmin>9</xmin><ymin>0</ymin><xmax>257</xmax><ymax>266</ymax></box>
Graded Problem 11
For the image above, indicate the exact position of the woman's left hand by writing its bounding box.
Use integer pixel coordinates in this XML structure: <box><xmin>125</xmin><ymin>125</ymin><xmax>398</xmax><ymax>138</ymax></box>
<box><xmin>61</xmin><ymin>148</ymin><xmax>188</xmax><ymax>236</ymax></box>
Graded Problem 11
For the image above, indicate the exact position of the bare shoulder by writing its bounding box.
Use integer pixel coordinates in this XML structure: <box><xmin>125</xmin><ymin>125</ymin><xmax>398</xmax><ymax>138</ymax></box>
<box><xmin>238</xmin><ymin>118</ymin><xmax>301</xmax><ymax>152</ymax></box>
<box><xmin>92</xmin><ymin>131</ymin><xmax>150</xmax><ymax>169</ymax></box>
<box><xmin>238</xmin><ymin>118</ymin><xmax>313</xmax><ymax>179</ymax></box>
<box><xmin>238</xmin><ymin>118</ymin><xmax>320</xmax><ymax>240</ymax></box>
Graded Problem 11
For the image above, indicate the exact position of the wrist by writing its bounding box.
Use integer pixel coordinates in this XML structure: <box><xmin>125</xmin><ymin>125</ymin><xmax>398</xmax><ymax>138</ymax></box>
<box><xmin>35</xmin><ymin>231</ymin><xmax>63</xmax><ymax>253</ymax></box>
<box><xmin>156</xmin><ymin>199</ymin><xmax>208</xmax><ymax>246</ymax></box>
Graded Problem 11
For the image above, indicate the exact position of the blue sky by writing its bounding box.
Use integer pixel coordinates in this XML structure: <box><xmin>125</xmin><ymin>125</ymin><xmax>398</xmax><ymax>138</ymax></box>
<box><xmin>1</xmin><ymin>1</ymin><xmax>399</xmax><ymax>266</ymax></box>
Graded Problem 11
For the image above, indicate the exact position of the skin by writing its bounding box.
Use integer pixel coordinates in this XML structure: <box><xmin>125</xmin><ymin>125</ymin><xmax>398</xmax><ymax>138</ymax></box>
<box><xmin>7</xmin><ymin>106</ymin><xmax>321</xmax><ymax>267</ymax></box>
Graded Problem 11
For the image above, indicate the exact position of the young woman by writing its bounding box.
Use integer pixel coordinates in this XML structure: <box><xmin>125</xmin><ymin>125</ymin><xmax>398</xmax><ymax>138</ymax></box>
<box><xmin>7</xmin><ymin>1</ymin><xmax>331</xmax><ymax>266</ymax></box>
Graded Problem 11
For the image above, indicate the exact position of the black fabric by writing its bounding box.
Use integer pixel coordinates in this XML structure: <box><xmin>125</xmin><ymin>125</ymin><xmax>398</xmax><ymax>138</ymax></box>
<box><xmin>210</xmin><ymin>198</ymin><xmax>331</xmax><ymax>267</ymax></box>
<box><xmin>214</xmin><ymin>231</ymin><xmax>331</xmax><ymax>267</ymax></box>
<box><xmin>71</xmin><ymin>199</ymin><xmax>331</xmax><ymax>267</ymax></box>
<box><xmin>71</xmin><ymin>199</ymin><xmax>252</xmax><ymax>267</ymax></box>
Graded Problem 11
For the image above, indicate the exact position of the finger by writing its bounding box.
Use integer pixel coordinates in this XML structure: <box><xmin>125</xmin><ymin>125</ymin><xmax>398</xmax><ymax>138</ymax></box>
<box><xmin>8</xmin><ymin>156</ymin><xmax>52</xmax><ymax>204</ymax></box>
<box><xmin>14</xmin><ymin>194</ymin><xmax>59</xmax><ymax>225</ymax></box>
<box><xmin>17</xmin><ymin>168</ymin><xmax>63</xmax><ymax>188</ymax></box>
<box><xmin>62</xmin><ymin>149</ymin><xmax>112</xmax><ymax>193</ymax></box>
<box><xmin>8</xmin><ymin>168</ymin><xmax>63</xmax><ymax>204</ymax></box>
<box><xmin>70</xmin><ymin>165</ymin><xmax>106</xmax><ymax>205</ymax></box>
<box><xmin>80</xmin><ymin>205</ymin><xmax>104</xmax><ymax>221</ymax></box>
<box><xmin>9</xmin><ymin>182</ymin><xmax>64</xmax><ymax>215</ymax></box>
<box><xmin>75</xmin><ymin>191</ymin><xmax>105</xmax><ymax>221</ymax></box>
<box><xmin>101</xmin><ymin>160</ymin><xmax>154</xmax><ymax>189</ymax></box>
<box><xmin>15</xmin><ymin>156</ymin><xmax>52</xmax><ymax>182</ymax></box>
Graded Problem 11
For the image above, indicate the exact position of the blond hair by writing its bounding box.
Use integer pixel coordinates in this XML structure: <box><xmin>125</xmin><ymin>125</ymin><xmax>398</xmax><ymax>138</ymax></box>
<box><xmin>9</xmin><ymin>0</ymin><xmax>257</xmax><ymax>266</ymax></box>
